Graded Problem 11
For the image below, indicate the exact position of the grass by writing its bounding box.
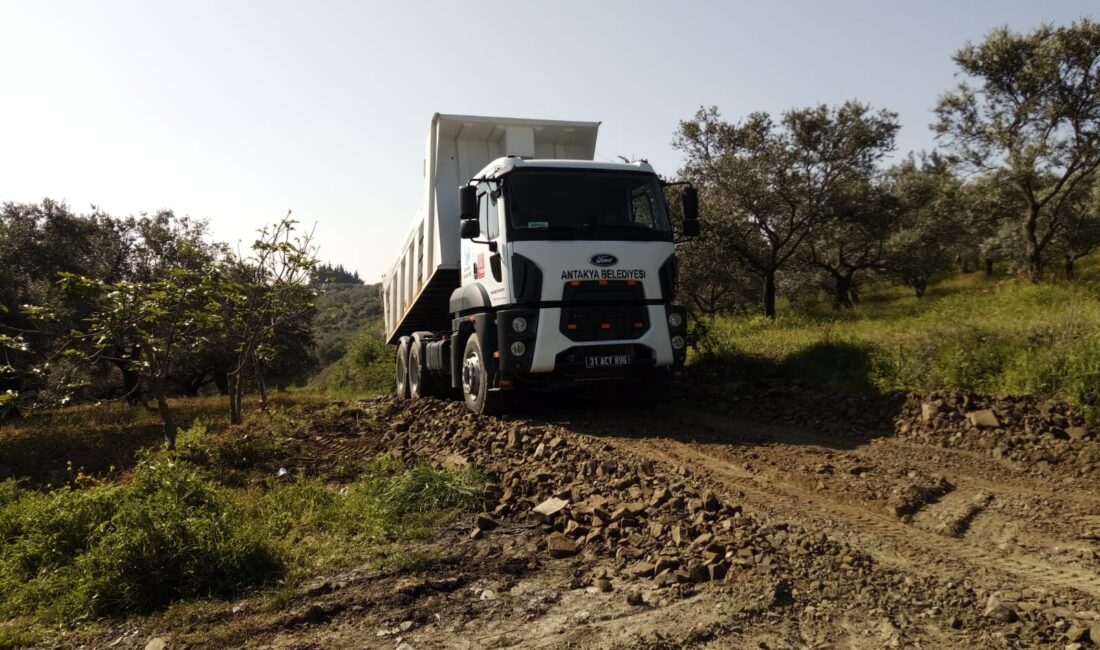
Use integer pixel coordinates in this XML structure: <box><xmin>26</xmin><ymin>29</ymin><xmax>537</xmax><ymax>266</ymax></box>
<box><xmin>0</xmin><ymin>402</ymin><xmax>484</xmax><ymax>648</ymax></box>
<box><xmin>698</xmin><ymin>258</ymin><xmax>1100</xmax><ymax>423</ymax></box>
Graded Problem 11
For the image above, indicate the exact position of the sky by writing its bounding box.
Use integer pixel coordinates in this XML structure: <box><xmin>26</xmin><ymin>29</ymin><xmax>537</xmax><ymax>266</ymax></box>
<box><xmin>1</xmin><ymin>0</ymin><xmax>1095</xmax><ymax>282</ymax></box>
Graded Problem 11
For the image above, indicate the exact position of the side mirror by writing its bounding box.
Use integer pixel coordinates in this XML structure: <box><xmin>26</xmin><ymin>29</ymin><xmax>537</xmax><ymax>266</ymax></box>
<box><xmin>460</xmin><ymin>219</ymin><xmax>480</xmax><ymax>239</ymax></box>
<box><xmin>459</xmin><ymin>186</ymin><xmax>478</xmax><ymax>220</ymax></box>
<box><xmin>682</xmin><ymin>219</ymin><xmax>700</xmax><ymax>237</ymax></box>
<box><xmin>682</xmin><ymin>186</ymin><xmax>699</xmax><ymax>221</ymax></box>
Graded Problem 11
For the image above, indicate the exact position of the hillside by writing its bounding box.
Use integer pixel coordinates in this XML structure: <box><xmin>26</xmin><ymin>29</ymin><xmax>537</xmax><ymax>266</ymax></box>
<box><xmin>312</xmin><ymin>282</ymin><xmax>383</xmax><ymax>368</ymax></box>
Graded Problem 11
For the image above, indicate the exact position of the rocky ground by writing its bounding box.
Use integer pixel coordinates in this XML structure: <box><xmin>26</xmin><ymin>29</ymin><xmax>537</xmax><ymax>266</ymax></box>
<box><xmin>90</xmin><ymin>378</ymin><xmax>1100</xmax><ymax>649</ymax></box>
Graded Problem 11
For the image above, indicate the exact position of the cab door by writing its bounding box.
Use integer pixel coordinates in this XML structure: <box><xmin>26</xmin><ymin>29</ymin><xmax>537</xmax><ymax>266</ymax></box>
<box><xmin>463</xmin><ymin>182</ymin><xmax>510</xmax><ymax>306</ymax></box>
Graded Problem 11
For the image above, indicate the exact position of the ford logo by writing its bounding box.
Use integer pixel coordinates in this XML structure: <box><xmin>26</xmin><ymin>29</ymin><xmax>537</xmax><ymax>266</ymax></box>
<box><xmin>590</xmin><ymin>254</ymin><xmax>617</xmax><ymax>267</ymax></box>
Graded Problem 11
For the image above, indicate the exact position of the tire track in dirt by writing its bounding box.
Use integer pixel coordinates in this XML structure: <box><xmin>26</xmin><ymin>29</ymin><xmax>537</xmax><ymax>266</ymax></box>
<box><xmin>603</xmin><ymin>408</ymin><xmax>1100</xmax><ymax>601</ymax></box>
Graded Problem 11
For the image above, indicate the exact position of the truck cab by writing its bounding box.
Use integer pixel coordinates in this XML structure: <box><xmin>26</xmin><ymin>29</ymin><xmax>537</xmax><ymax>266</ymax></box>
<box><xmin>383</xmin><ymin>115</ymin><xmax>698</xmax><ymax>414</ymax></box>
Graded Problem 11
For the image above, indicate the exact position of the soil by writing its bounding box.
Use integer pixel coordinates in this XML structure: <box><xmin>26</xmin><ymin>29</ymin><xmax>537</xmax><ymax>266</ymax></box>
<box><xmin>81</xmin><ymin>378</ymin><xmax>1100</xmax><ymax>649</ymax></box>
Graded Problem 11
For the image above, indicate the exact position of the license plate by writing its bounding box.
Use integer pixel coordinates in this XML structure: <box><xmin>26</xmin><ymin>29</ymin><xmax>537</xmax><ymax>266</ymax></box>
<box><xmin>585</xmin><ymin>354</ymin><xmax>630</xmax><ymax>369</ymax></box>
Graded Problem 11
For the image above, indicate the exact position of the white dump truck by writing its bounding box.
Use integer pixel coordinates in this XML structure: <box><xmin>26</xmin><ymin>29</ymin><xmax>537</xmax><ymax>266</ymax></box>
<box><xmin>382</xmin><ymin>114</ymin><xmax>699</xmax><ymax>414</ymax></box>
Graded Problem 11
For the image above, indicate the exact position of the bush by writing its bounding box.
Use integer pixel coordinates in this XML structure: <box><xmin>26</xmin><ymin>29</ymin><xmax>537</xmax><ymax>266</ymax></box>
<box><xmin>0</xmin><ymin>457</ymin><xmax>283</xmax><ymax>624</ymax></box>
<box><xmin>311</xmin><ymin>320</ymin><xmax>394</xmax><ymax>396</ymax></box>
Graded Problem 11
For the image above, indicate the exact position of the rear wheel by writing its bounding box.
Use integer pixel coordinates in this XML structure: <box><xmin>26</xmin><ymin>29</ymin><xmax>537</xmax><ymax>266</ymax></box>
<box><xmin>409</xmin><ymin>342</ymin><xmax>431</xmax><ymax>399</ymax></box>
<box><xmin>461</xmin><ymin>335</ymin><xmax>504</xmax><ymax>415</ymax></box>
<box><xmin>394</xmin><ymin>339</ymin><xmax>410</xmax><ymax>398</ymax></box>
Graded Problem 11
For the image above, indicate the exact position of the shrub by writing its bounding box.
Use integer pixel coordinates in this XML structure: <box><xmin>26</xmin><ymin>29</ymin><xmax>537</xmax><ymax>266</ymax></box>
<box><xmin>0</xmin><ymin>458</ymin><xmax>283</xmax><ymax>624</ymax></box>
<box><xmin>311</xmin><ymin>321</ymin><xmax>394</xmax><ymax>397</ymax></box>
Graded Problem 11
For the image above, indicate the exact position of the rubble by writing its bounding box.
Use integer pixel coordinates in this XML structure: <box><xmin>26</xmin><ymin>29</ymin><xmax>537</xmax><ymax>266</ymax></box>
<box><xmin>350</xmin><ymin>387</ymin><xmax>1100</xmax><ymax>648</ymax></box>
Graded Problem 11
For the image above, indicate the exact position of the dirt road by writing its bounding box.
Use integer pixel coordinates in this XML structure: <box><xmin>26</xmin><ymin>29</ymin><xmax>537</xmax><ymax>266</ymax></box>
<box><xmin>113</xmin><ymin>384</ymin><xmax>1100</xmax><ymax>649</ymax></box>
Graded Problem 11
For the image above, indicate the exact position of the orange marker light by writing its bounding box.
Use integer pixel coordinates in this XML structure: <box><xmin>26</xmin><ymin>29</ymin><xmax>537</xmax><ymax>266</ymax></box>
<box><xmin>570</xmin><ymin>280</ymin><xmax>581</xmax><ymax>286</ymax></box>
<box><xmin>626</xmin><ymin>280</ymin><xmax>636</xmax><ymax>286</ymax></box>
<box><xmin>492</xmin><ymin>351</ymin><xmax>500</xmax><ymax>358</ymax></box>
<box><xmin>600</xmin><ymin>323</ymin><xmax>611</xmax><ymax>329</ymax></box>
<box><xmin>598</xmin><ymin>279</ymin><xmax>608</xmax><ymax>286</ymax></box>
<box><xmin>634</xmin><ymin>322</ymin><xmax>644</xmax><ymax>328</ymax></box>
<box><xmin>567</xmin><ymin>323</ymin><xmax>577</xmax><ymax>330</ymax></box>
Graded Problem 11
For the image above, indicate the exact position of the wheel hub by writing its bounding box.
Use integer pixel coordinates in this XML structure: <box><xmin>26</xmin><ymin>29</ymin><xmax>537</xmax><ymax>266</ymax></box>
<box><xmin>462</xmin><ymin>353</ymin><xmax>481</xmax><ymax>397</ymax></box>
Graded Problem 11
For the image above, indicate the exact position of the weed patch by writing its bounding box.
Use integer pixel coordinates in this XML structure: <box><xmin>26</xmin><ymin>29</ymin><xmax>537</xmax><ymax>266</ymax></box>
<box><xmin>0</xmin><ymin>443</ymin><xmax>483</xmax><ymax>634</ymax></box>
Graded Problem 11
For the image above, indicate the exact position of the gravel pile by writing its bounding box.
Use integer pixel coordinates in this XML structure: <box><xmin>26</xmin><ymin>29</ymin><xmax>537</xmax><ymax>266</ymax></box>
<box><xmin>896</xmin><ymin>390</ymin><xmax>1096</xmax><ymax>479</ymax></box>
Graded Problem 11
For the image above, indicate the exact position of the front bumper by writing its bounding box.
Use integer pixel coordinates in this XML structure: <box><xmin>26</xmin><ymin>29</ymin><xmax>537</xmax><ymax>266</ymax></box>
<box><xmin>495</xmin><ymin>304</ymin><xmax>687</xmax><ymax>380</ymax></box>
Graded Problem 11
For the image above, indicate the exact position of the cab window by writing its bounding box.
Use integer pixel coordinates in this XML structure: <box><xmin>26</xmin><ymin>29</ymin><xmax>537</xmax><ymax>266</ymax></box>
<box><xmin>479</xmin><ymin>184</ymin><xmax>500</xmax><ymax>239</ymax></box>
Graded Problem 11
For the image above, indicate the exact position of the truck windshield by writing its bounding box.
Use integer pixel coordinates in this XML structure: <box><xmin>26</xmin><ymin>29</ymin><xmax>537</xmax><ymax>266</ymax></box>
<box><xmin>504</xmin><ymin>170</ymin><xmax>672</xmax><ymax>240</ymax></box>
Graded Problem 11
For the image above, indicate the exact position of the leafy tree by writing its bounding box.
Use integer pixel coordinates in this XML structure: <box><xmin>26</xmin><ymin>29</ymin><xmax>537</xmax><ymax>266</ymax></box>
<box><xmin>676</xmin><ymin>221</ymin><xmax>762</xmax><ymax>315</ymax></box>
<box><xmin>885</xmin><ymin>154</ymin><xmax>965</xmax><ymax>296</ymax></box>
<box><xmin>674</xmin><ymin>102</ymin><xmax>899</xmax><ymax>317</ymax></box>
<box><xmin>222</xmin><ymin>216</ymin><xmax>317</xmax><ymax>423</ymax></box>
<box><xmin>934</xmin><ymin>18</ymin><xmax>1100</xmax><ymax>280</ymax></box>
<box><xmin>0</xmin><ymin>200</ymin><xmax>133</xmax><ymax>408</ymax></box>
<box><xmin>1052</xmin><ymin>174</ymin><xmax>1100</xmax><ymax>278</ymax></box>
<box><xmin>957</xmin><ymin>173</ymin><xmax>1022</xmax><ymax>277</ymax></box>
<box><xmin>62</xmin><ymin>253</ymin><xmax>223</xmax><ymax>447</ymax></box>
<box><xmin>803</xmin><ymin>177</ymin><xmax>898</xmax><ymax>308</ymax></box>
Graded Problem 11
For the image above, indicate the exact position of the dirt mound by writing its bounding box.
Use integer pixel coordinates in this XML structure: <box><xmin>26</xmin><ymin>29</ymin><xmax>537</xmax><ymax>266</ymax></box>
<box><xmin>351</xmin><ymin>394</ymin><xmax>1100</xmax><ymax>647</ymax></box>
<box><xmin>896</xmin><ymin>389</ymin><xmax>1096</xmax><ymax>478</ymax></box>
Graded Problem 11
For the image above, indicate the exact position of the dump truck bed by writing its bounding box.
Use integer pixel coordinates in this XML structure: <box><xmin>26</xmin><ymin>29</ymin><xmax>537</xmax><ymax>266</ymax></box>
<box><xmin>382</xmin><ymin>114</ymin><xmax>600</xmax><ymax>343</ymax></box>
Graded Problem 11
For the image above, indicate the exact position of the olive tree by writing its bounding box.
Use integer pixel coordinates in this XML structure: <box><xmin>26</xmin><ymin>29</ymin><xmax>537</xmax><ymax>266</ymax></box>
<box><xmin>884</xmin><ymin>154</ymin><xmax>965</xmax><ymax>296</ymax></box>
<box><xmin>803</xmin><ymin>177</ymin><xmax>897</xmax><ymax>308</ymax></box>
<box><xmin>934</xmin><ymin>18</ymin><xmax>1100</xmax><ymax>280</ymax></box>
<box><xmin>674</xmin><ymin>103</ymin><xmax>898</xmax><ymax>317</ymax></box>
<box><xmin>1052</xmin><ymin>174</ymin><xmax>1100</xmax><ymax>278</ymax></box>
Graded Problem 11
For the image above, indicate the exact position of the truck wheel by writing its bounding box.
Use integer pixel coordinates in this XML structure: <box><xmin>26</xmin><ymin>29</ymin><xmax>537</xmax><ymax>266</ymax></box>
<box><xmin>409</xmin><ymin>342</ymin><xmax>431</xmax><ymax>399</ymax></box>
<box><xmin>394</xmin><ymin>339</ymin><xmax>410</xmax><ymax>399</ymax></box>
<box><xmin>461</xmin><ymin>335</ymin><xmax>504</xmax><ymax>415</ymax></box>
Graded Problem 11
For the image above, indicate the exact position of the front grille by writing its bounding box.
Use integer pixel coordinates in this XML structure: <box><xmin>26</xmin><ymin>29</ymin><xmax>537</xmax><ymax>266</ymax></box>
<box><xmin>560</xmin><ymin>280</ymin><xmax>648</xmax><ymax>341</ymax></box>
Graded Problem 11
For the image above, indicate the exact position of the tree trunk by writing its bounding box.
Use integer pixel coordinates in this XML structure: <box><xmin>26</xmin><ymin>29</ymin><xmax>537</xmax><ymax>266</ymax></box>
<box><xmin>1023</xmin><ymin>206</ymin><xmax>1042</xmax><ymax>282</ymax></box>
<box><xmin>762</xmin><ymin>270</ymin><xmax>777</xmax><ymax>319</ymax></box>
<box><xmin>913</xmin><ymin>278</ymin><xmax>928</xmax><ymax>298</ymax></box>
<box><xmin>228</xmin><ymin>370</ymin><xmax>243</xmax><ymax>424</ymax></box>
<box><xmin>213</xmin><ymin>366</ymin><xmax>229</xmax><ymax>395</ymax></box>
<box><xmin>1065</xmin><ymin>255</ymin><xmax>1076</xmax><ymax>280</ymax></box>
<box><xmin>255</xmin><ymin>358</ymin><xmax>268</xmax><ymax>411</ymax></box>
<box><xmin>118</xmin><ymin>365</ymin><xmax>141</xmax><ymax>405</ymax></box>
<box><xmin>832</xmin><ymin>275</ymin><xmax>853</xmax><ymax>310</ymax></box>
<box><xmin>151</xmin><ymin>376</ymin><xmax>177</xmax><ymax>449</ymax></box>
<box><xmin>984</xmin><ymin>258</ymin><xmax>994</xmax><ymax>278</ymax></box>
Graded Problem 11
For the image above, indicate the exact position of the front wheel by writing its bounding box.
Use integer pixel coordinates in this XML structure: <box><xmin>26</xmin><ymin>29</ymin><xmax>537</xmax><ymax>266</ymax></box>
<box><xmin>461</xmin><ymin>335</ymin><xmax>505</xmax><ymax>415</ymax></box>
<box><xmin>394</xmin><ymin>339</ymin><xmax>410</xmax><ymax>398</ymax></box>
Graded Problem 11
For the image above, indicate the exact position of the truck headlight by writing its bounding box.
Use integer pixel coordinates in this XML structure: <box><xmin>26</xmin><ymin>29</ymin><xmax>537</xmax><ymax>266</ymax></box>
<box><xmin>511</xmin><ymin>316</ymin><xmax>528</xmax><ymax>333</ymax></box>
<box><xmin>671</xmin><ymin>335</ymin><xmax>685</xmax><ymax>350</ymax></box>
<box><xmin>668</xmin><ymin>312</ymin><xmax>683</xmax><ymax>328</ymax></box>
<box><xmin>510</xmin><ymin>341</ymin><xmax>527</xmax><ymax>356</ymax></box>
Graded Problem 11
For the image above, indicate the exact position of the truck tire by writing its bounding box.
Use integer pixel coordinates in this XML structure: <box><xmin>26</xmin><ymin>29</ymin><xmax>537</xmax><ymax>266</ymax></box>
<box><xmin>409</xmin><ymin>341</ymin><xmax>432</xmax><ymax>399</ymax></box>
<box><xmin>394</xmin><ymin>339</ymin><xmax>410</xmax><ymax>399</ymax></box>
<box><xmin>461</xmin><ymin>335</ymin><xmax>504</xmax><ymax>415</ymax></box>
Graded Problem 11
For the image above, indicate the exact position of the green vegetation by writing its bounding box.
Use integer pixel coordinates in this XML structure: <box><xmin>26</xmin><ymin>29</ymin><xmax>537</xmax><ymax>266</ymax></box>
<box><xmin>0</xmin><ymin>409</ymin><xmax>484</xmax><ymax>646</ymax></box>
<box><xmin>699</xmin><ymin>261</ymin><xmax>1100</xmax><ymax>422</ymax></box>
<box><xmin>311</xmin><ymin>320</ymin><xmax>394</xmax><ymax>397</ymax></box>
